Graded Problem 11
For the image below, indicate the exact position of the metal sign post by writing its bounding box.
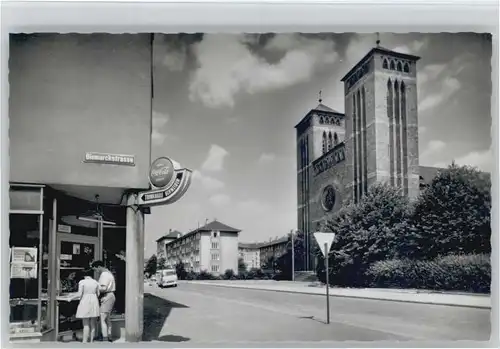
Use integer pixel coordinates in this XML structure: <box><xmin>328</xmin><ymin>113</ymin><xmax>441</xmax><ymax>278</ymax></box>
<box><xmin>313</xmin><ymin>232</ymin><xmax>335</xmax><ymax>325</ymax></box>
<box><xmin>325</xmin><ymin>242</ymin><xmax>330</xmax><ymax>324</ymax></box>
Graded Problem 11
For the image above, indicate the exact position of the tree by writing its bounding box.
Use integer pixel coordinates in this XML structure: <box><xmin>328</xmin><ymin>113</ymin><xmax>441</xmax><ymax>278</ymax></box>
<box><xmin>320</xmin><ymin>183</ymin><xmax>412</xmax><ymax>287</ymax></box>
<box><xmin>275</xmin><ymin>231</ymin><xmax>306</xmax><ymax>279</ymax></box>
<box><xmin>157</xmin><ymin>257</ymin><xmax>166</xmax><ymax>270</ymax></box>
<box><xmin>404</xmin><ymin>163</ymin><xmax>491</xmax><ymax>259</ymax></box>
<box><xmin>262</xmin><ymin>255</ymin><xmax>277</xmax><ymax>273</ymax></box>
<box><xmin>144</xmin><ymin>254</ymin><xmax>157</xmax><ymax>277</ymax></box>
<box><xmin>175</xmin><ymin>260</ymin><xmax>187</xmax><ymax>280</ymax></box>
<box><xmin>238</xmin><ymin>258</ymin><xmax>247</xmax><ymax>273</ymax></box>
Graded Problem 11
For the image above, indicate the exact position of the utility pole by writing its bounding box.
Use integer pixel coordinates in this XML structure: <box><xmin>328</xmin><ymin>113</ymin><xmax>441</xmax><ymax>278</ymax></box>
<box><xmin>291</xmin><ymin>229</ymin><xmax>295</xmax><ymax>282</ymax></box>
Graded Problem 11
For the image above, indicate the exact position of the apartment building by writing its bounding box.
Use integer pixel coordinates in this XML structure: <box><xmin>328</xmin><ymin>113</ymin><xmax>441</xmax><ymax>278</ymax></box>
<box><xmin>164</xmin><ymin>220</ymin><xmax>240</xmax><ymax>275</ymax></box>
<box><xmin>259</xmin><ymin>236</ymin><xmax>289</xmax><ymax>268</ymax></box>
<box><xmin>238</xmin><ymin>243</ymin><xmax>261</xmax><ymax>270</ymax></box>
<box><xmin>156</xmin><ymin>230</ymin><xmax>183</xmax><ymax>261</ymax></box>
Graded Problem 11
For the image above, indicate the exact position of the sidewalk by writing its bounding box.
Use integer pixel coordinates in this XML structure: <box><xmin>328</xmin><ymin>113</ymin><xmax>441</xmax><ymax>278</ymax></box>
<box><xmin>183</xmin><ymin>280</ymin><xmax>491</xmax><ymax>309</ymax></box>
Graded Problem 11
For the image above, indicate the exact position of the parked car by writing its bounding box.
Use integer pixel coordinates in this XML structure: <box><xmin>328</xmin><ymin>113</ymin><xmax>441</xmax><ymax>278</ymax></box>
<box><xmin>157</xmin><ymin>269</ymin><xmax>178</xmax><ymax>288</ymax></box>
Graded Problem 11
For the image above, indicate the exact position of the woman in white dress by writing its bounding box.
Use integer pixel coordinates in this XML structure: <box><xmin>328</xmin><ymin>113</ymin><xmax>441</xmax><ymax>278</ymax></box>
<box><xmin>75</xmin><ymin>269</ymin><xmax>100</xmax><ymax>343</ymax></box>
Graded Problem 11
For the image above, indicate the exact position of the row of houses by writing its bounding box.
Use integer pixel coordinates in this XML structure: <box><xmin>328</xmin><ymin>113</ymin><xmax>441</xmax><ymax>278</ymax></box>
<box><xmin>155</xmin><ymin>220</ymin><xmax>292</xmax><ymax>275</ymax></box>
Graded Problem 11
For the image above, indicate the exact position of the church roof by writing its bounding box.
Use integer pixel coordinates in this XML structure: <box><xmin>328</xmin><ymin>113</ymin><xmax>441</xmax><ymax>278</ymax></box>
<box><xmin>418</xmin><ymin>166</ymin><xmax>442</xmax><ymax>185</ymax></box>
<box><xmin>341</xmin><ymin>46</ymin><xmax>421</xmax><ymax>82</ymax></box>
<box><xmin>295</xmin><ymin>103</ymin><xmax>344</xmax><ymax>130</ymax></box>
<box><xmin>313</xmin><ymin>103</ymin><xmax>341</xmax><ymax>114</ymax></box>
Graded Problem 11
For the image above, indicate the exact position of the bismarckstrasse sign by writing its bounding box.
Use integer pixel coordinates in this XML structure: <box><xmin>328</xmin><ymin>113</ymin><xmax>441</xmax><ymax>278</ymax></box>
<box><xmin>84</xmin><ymin>152</ymin><xmax>135</xmax><ymax>166</ymax></box>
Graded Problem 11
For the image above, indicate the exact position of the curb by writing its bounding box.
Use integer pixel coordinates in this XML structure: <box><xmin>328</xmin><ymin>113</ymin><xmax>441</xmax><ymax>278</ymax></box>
<box><xmin>184</xmin><ymin>282</ymin><xmax>491</xmax><ymax>309</ymax></box>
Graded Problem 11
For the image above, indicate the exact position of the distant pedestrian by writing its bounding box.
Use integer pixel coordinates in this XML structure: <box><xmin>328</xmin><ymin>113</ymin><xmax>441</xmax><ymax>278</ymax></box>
<box><xmin>91</xmin><ymin>260</ymin><xmax>116</xmax><ymax>342</ymax></box>
<box><xmin>75</xmin><ymin>269</ymin><xmax>100</xmax><ymax>343</ymax></box>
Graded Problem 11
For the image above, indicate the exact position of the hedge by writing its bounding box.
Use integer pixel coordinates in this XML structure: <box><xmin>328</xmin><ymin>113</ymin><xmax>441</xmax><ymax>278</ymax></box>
<box><xmin>366</xmin><ymin>253</ymin><xmax>490</xmax><ymax>293</ymax></box>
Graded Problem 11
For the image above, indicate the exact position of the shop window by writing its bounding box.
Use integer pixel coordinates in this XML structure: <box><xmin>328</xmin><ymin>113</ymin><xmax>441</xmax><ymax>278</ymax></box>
<box><xmin>10</xmin><ymin>186</ymin><xmax>43</xmax><ymax>212</ymax></box>
<box><xmin>9</xmin><ymin>185</ymin><xmax>49</xmax><ymax>337</ymax></box>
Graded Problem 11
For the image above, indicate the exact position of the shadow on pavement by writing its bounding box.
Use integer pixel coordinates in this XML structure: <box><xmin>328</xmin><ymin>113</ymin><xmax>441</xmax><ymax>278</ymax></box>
<box><xmin>142</xmin><ymin>293</ymin><xmax>190</xmax><ymax>342</ymax></box>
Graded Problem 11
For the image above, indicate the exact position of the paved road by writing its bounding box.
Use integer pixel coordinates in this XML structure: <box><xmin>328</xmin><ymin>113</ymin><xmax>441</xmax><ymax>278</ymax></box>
<box><xmin>142</xmin><ymin>282</ymin><xmax>490</xmax><ymax>343</ymax></box>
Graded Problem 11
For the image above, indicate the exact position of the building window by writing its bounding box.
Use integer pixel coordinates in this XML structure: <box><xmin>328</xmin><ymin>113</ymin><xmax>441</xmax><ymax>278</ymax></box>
<box><xmin>382</xmin><ymin>58</ymin><xmax>388</xmax><ymax>69</ymax></box>
<box><xmin>322</xmin><ymin>131</ymin><xmax>327</xmax><ymax>154</ymax></box>
<box><xmin>319</xmin><ymin>116</ymin><xmax>324</xmax><ymax>124</ymax></box>
<box><xmin>327</xmin><ymin>132</ymin><xmax>333</xmax><ymax>151</ymax></box>
<box><xmin>403</xmin><ymin>62</ymin><xmax>410</xmax><ymax>73</ymax></box>
<box><xmin>387</xmin><ymin>78</ymin><xmax>395</xmax><ymax>187</ymax></box>
<box><xmin>333</xmin><ymin>132</ymin><xmax>339</xmax><ymax>145</ymax></box>
<box><xmin>211</xmin><ymin>265</ymin><xmax>220</xmax><ymax>272</ymax></box>
<box><xmin>390</xmin><ymin>60</ymin><xmax>395</xmax><ymax>70</ymax></box>
<box><xmin>396</xmin><ymin>61</ymin><xmax>403</xmax><ymax>72</ymax></box>
<box><xmin>211</xmin><ymin>253</ymin><xmax>220</xmax><ymax>261</ymax></box>
<box><xmin>211</xmin><ymin>242</ymin><xmax>219</xmax><ymax>249</ymax></box>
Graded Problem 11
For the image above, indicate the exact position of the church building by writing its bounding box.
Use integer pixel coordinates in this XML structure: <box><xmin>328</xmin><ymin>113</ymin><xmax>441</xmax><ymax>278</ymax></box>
<box><xmin>295</xmin><ymin>42</ymin><xmax>435</xmax><ymax>271</ymax></box>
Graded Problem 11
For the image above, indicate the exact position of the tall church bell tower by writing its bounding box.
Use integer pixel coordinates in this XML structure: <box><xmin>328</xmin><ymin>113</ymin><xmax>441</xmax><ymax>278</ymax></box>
<box><xmin>341</xmin><ymin>40</ymin><xmax>421</xmax><ymax>201</ymax></box>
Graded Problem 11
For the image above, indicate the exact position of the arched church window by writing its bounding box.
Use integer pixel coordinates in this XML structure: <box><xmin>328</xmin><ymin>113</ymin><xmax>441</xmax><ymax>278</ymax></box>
<box><xmin>319</xmin><ymin>117</ymin><xmax>324</xmax><ymax>124</ymax></box>
<box><xmin>390</xmin><ymin>60</ymin><xmax>395</xmax><ymax>70</ymax></box>
<box><xmin>333</xmin><ymin>132</ymin><xmax>339</xmax><ymax>145</ymax></box>
<box><xmin>397</xmin><ymin>61</ymin><xmax>403</xmax><ymax>72</ymax></box>
<box><xmin>403</xmin><ymin>62</ymin><xmax>410</xmax><ymax>73</ymax></box>
<box><xmin>327</xmin><ymin>132</ymin><xmax>333</xmax><ymax>151</ymax></box>
<box><xmin>322</xmin><ymin>132</ymin><xmax>327</xmax><ymax>154</ymax></box>
<box><xmin>382</xmin><ymin>59</ymin><xmax>388</xmax><ymax>69</ymax></box>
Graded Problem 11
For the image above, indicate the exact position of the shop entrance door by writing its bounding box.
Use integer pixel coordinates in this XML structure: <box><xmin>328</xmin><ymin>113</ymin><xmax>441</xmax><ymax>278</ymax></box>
<box><xmin>55</xmin><ymin>233</ymin><xmax>99</xmax><ymax>338</ymax></box>
<box><xmin>56</xmin><ymin>233</ymin><xmax>99</xmax><ymax>295</ymax></box>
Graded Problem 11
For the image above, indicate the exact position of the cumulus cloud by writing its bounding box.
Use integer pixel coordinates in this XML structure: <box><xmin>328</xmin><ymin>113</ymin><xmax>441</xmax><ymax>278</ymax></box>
<box><xmin>236</xmin><ymin>199</ymin><xmax>270</xmax><ymax>215</ymax></box>
<box><xmin>392</xmin><ymin>37</ymin><xmax>428</xmax><ymax>55</ymax></box>
<box><xmin>420</xmin><ymin>139</ymin><xmax>447</xmax><ymax>163</ymax></box>
<box><xmin>188</xmin><ymin>33</ymin><xmax>339</xmax><ymax>108</ymax></box>
<box><xmin>435</xmin><ymin>148</ymin><xmax>494</xmax><ymax>173</ymax></box>
<box><xmin>419</xmin><ymin>76</ymin><xmax>461</xmax><ymax>112</ymax></box>
<box><xmin>258</xmin><ymin>152</ymin><xmax>276</xmax><ymax>164</ymax></box>
<box><xmin>192</xmin><ymin>170</ymin><xmax>225</xmax><ymax>191</ymax></box>
<box><xmin>151</xmin><ymin>111</ymin><xmax>170</xmax><ymax>146</ymax></box>
<box><xmin>209</xmin><ymin>193</ymin><xmax>231</xmax><ymax>207</ymax></box>
<box><xmin>417</xmin><ymin>53</ymin><xmax>474</xmax><ymax>112</ymax></box>
<box><xmin>201</xmin><ymin>144</ymin><xmax>229</xmax><ymax>172</ymax></box>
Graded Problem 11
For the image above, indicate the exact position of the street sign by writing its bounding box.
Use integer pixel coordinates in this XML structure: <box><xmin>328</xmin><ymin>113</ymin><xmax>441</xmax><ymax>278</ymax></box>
<box><xmin>313</xmin><ymin>232</ymin><xmax>335</xmax><ymax>257</ymax></box>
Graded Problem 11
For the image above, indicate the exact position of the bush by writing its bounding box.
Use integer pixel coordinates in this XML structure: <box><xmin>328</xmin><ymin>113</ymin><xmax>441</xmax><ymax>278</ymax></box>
<box><xmin>223</xmin><ymin>269</ymin><xmax>235</xmax><ymax>280</ymax></box>
<box><xmin>366</xmin><ymin>254</ymin><xmax>491</xmax><ymax>293</ymax></box>
<box><xmin>185</xmin><ymin>271</ymin><xmax>198</xmax><ymax>280</ymax></box>
<box><xmin>197</xmin><ymin>270</ymin><xmax>213</xmax><ymax>280</ymax></box>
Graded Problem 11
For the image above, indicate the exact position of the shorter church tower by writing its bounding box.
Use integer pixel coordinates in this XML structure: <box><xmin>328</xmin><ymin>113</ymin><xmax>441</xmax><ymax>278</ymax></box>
<box><xmin>295</xmin><ymin>96</ymin><xmax>345</xmax><ymax>271</ymax></box>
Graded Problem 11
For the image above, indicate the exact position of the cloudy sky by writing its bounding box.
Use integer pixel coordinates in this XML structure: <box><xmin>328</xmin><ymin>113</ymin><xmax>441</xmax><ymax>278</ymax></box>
<box><xmin>144</xmin><ymin>32</ymin><xmax>492</xmax><ymax>257</ymax></box>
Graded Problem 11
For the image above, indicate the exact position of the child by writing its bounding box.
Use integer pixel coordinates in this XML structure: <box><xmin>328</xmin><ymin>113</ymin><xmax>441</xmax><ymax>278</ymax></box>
<box><xmin>75</xmin><ymin>269</ymin><xmax>100</xmax><ymax>343</ymax></box>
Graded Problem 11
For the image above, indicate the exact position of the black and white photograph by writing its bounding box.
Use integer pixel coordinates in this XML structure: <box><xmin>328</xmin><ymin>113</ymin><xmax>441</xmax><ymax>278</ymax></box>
<box><xmin>6</xmin><ymin>30</ymin><xmax>493</xmax><ymax>344</ymax></box>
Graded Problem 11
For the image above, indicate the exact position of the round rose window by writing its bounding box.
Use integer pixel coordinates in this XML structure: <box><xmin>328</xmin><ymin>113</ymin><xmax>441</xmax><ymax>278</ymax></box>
<box><xmin>321</xmin><ymin>185</ymin><xmax>336</xmax><ymax>212</ymax></box>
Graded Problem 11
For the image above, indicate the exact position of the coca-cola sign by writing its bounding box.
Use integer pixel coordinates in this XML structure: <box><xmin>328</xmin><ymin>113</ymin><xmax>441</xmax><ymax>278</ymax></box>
<box><xmin>149</xmin><ymin>157</ymin><xmax>175</xmax><ymax>188</ymax></box>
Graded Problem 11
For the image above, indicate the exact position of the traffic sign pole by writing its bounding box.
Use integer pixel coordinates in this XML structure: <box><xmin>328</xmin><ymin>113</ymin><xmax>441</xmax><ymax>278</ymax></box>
<box><xmin>325</xmin><ymin>242</ymin><xmax>330</xmax><ymax>324</ymax></box>
<box><xmin>313</xmin><ymin>232</ymin><xmax>335</xmax><ymax>325</ymax></box>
